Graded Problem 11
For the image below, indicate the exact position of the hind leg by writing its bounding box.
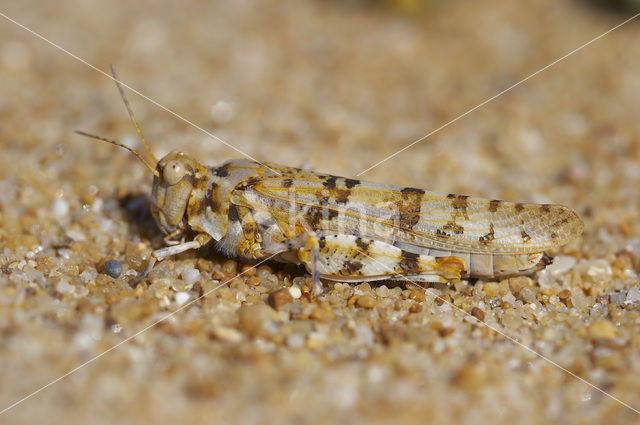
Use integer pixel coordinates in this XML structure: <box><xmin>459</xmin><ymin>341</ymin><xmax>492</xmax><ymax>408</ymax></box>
<box><xmin>265</xmin><ymin>233</ymin><xmax>466</xmax><ymax>295</ymax></box>
<box><xmin>263</xmin><ymin>232</ymin><xmax>323</xmax><ymax>296</ymax></box>
<box><xmin>315</xmin><ymin>234</ymin><xmax>465</xmax><ymax>282</ymax></box>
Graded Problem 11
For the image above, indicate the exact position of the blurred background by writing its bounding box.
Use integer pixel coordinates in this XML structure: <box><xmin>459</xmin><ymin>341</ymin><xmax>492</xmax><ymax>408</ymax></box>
<box><xmin>2</xmin><ymin>0</ymin><xmax>640</xmax><ymax>424</ymax></box>
<box><xmin>1</xmin><ymin>0</ymin><xmax>638</xmax><ymax>199</ymax></box>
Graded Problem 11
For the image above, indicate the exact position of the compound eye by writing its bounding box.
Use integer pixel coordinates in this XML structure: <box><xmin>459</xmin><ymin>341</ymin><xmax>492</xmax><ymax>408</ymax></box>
<box><xmin>163</xmin><ymin>160</ymin><xmax>187</xmax><ymax>185</ymax></box>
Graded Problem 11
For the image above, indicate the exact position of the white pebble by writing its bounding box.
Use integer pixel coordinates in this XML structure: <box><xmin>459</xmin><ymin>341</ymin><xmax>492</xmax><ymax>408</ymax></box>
<box><xmin>519</xmin><ymin>287</ymin><xmax>537</xmax><ymax>304</ymax></box>
<box><xmin>211</xmin><ymin>100</ymin><xmax>235</xmax><ymax>123</ymax></box>
<box><xmin>502</xmin><ymin>293</ymin><xmax>516</xmax><ymax>305</ymax></box>
<box><xmin>174</xmin><ymin>291</ymin><xmax>190</xmax><ymax>306</ymax></box>
<box><xmin>26</xmin><ymin>269</ymin><xmax>45</xmax><ymax>285</ymax></box>
<box><xmin>79</xmin><ymin>267</ymin><xmax>98</xmax><ymax>284</ymax></box>
<box><xmin>65</xmin><ymin>229</ymin><xmax>86</xmax><ymax>242</ymax></box>
<box><xmin>288</xmin><ymin>285</ymin><xmax>302</xmax><ymax>299</ymax></box>
<box><xmin>52</xmin><ymin>199</ymin><xmax>69</xmax><ymax>221</ymax></box>
<box><xmin>625</xmin><ymin>285</ymin><xmax>640</xmax><ymax>304</ymax></box>
<box><xmin>56</xmin><ymin>279</ymin><xmax>74</xmax><ymax>294</ymax></box>
<box><xmin>354</xmin><ymin>324</ymin><xmax>374</xmax><ymax>345</ymax></box>
<box><xmin>92</xmin><ymin>197</ymin><xmax>104</xmax><ymax>213</ymax></box>
<box><xmin>537</xmin><ymin>269</ymin><xmax>554</xmax><ymax>289</ymax></box>
<box><xmin>571</xmin><ymin>289</ymin><xmax>589</xmax><ymax>310</ymax></box>
<box><xmin>548</xmin><ymin>256</ymin><xmax>577</xmax><ymax>276</ymax></box>
<box><xmin>181</xmin><ymin>268</ymin><xmax>200</xmax><ymax>287</ymax></box>
<box><xmin>375</xmin><ymin>285</ymin><xmax>389</xmax><ymax>297</ymax></box>
<box><xmin>285</xmin><ymin>333</ymin><xmax>305</xmax><ymax>349</ymax></box>
<box><xmin>212</xmin><ymin>326</ymin><xmax>243</xmax><ymax>343</ymax></box>
<box><xmin>586</xmin><ymin>259</ymin><xmax>612</xmax><ymax>278</ymax></box>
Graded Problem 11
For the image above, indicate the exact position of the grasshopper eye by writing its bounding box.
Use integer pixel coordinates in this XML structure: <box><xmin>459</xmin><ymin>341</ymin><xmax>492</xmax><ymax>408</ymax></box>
<box><xmin>163</xmin><ymin>160</ymin><xmax>187</xmax><ymax>185</ymax></box>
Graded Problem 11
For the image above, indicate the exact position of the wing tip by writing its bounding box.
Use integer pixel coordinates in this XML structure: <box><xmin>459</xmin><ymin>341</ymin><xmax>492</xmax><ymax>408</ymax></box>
<box><xmin>552</xmin><ymin>203</ymin><xmax>584</xmax><ymax>245</ymax></box>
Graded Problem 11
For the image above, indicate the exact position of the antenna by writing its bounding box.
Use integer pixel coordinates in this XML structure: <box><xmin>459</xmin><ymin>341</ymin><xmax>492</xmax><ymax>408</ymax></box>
<box><xmin>75</xmin><ymin>130</ymin><xmax>160</xmax><ymax>177</ymax></box>
<box><xmin>110</xmin><ymin>64</ymin><xmax>159</xmax><ymax>164</ymax></box>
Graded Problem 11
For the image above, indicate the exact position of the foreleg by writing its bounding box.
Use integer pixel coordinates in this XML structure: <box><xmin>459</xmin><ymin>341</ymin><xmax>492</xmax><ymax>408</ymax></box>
<box><xmin>134</xmin><ymin>233</ymin><xmax>212</xmax><ymax>285</ymax></box>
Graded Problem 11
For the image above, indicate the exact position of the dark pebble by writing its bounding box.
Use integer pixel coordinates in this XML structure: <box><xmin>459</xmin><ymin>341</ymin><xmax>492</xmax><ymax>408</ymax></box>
<box><xmin>471</xmin><ymin>307</ymin><xmax>485</xmax><ymax>321</ymax></box>
<box><xmin>104</xmin><ymin>259</ymin><xmax>123</xmax><ymax>278</ymax></box>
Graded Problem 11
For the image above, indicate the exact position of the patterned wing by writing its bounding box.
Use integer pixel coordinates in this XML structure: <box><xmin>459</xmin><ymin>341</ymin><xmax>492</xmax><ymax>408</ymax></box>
<box><xmin>240</xmin><ymin>164</ymin><xmax>583</xmax><ymax>255</ymax></box>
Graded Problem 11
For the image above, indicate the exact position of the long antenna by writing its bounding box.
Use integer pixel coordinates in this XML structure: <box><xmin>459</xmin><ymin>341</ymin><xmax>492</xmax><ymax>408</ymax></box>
<box><xmin>110</xmin><ymin>64</ymin><xmax>159</xmax><ymax>164</ymax></box>
<box><xmin>75</xmin><ymin>130</ymin><xmax>160</xmax><ymax>177</ymax></box>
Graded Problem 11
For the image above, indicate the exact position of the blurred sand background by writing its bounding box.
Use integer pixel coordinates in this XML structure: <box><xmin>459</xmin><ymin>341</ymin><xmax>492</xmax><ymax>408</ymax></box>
<box><xmin>2</xmin><ymin>0</ymin><xmax>640</xmax><ymax>424</ymax></box>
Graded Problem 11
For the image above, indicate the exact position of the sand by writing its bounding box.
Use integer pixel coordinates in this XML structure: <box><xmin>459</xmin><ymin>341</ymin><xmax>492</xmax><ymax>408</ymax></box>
<box><xmin>2</xmin><ymin>0</ymin><xmax>640</xmax><ymax>424</ymax></box>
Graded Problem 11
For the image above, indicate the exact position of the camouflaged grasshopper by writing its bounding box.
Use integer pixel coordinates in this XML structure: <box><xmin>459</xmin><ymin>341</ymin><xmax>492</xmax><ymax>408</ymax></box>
<box><xmin>77</xmin><ymin>68</ymin><xmax>583</xmax><ymax>295</ymax></box>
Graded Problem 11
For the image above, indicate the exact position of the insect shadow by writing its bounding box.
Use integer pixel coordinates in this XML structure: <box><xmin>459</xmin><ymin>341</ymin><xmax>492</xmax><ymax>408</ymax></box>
<box><xmin>118</xmin><ymin>192</ymin><xmax>160</xmax><ymax>242</ymax></box>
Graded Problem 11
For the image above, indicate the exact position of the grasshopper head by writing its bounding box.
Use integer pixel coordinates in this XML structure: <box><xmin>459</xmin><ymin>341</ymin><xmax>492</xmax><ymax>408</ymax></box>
<box><xmin>151</xmin><ymin>151</ymin><xmax>199</xmax><ymax>235</ymax></box>
<box><xmin>76</xmin><ymin>67</ymin><xmax>208</xmax><ymax>238</ymax></box>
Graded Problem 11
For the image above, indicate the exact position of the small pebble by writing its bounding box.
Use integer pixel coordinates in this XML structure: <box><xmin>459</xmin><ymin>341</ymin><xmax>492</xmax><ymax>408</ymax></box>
<box><xmin>174</xmin><ymin>291</ymin><xmax>190</xmax><ymax>306</ymax></box>
<box><xmin>571</xmin><ymin>289</ymin><xmax>589</xmax><ymax>310</ymax></box>
<box><xmin>409</xmin><ymin>304</ymin><xmax>423</xmax><ymax>313</ymax></box>
<box><xmin>502</xmin><ymin>293</ymin><xmax>516</xmax><ymax>305</ymax></box>
<box><xmin>357</xmin><ymin>295</ymin><xmax>377</xmax><ymax>308</ymax></box>
<box><xmin>509</xmin><ymin>276</ymin><xmax>532</xmax><ymax>295</ymax></box>
<box><xmin>79</xmin><ymin>267</ymin><xmax>98</xmax><ymax>284</ymax></box>
<box><xmin>586</xmin><ymin>259</ymin><xmax>612</xmax><ymax>278</ymax></box>
<box><xmin>483</xmin><ymin>281</ymin><xmax>500</xmax><ymax>297</ymax></box>
<box><xmin>56</xmin><ymin>278</ymin><xmax>73</xmax><ymax>294</ymax></box>
<box><xmin>625</xmin><ymin>285</ymin><xmax>640</xmax><ymax>304</ymax></box>
<box><xmin>238</xmin><ymin>304</ymin><xmax>278</xmax><ymax>336</ymax></box>
<box><xmin>285</xmin><ymin>333</ymin><xmax>305</xmax><ymax>349</ymax></box>
<box><xmin>434</xmin><ymin>295</ymin><xmax>448</xmax><ymax>306</ymax></box>
<box><xmin>311</xmin><ymin>304</ymin><xmax>335</xmax><ymax>321</ymax></box>
<box><xmin>439</xmin><ymin>327</ymin><xmax>455</xmax><ymax>337</ymax></box>
<box><xmin>518</xmin><ymin>287</ymin><xmax>537</xmax><ymax>304</ymax></box>
<box><xmin>66</xmin><ymin>229</ymin><xmax>86</xmax><ymax>242</ymax></box>
<box><xmin>241</xmin><ymin>264</ymin><xmax>257</xmax><ymax>277</ymax></box>
<box><xmin>407</xmin><ymin>289</ymin><xmax>425</xmax><ymax>303</ymax></box>
<box><xmin>212</xmin><ymin>326</ymin><xmax>243</xmax><ymax>343</ymax></box>
<box><xmin>212</xmin><ymin>270</ymin><xmax>226</xmax><ymax>281</ymax></box>
<box><xmin>557</xmin><ymin>289</ymin><xmax>571</xmax><ymax>300</ymax></box>
<box><xmin>211</xmin><ymin>100</ymin><xmax>235</xmax><ymax>123</ymax></box>
<box><xmin>104</xmin><ymin>259</ymin><xmax>122</xmax><ymax>278</ymax></box>
<box><xmin>51</xmin><ymin>198</ymin><xmax>69</xmax><ymax>221</ymax></box>
<box><xmin>181</xmin><ymin>268</ymin><xmax>200</xmax><ymax>287</ymax></box>
<box><xmin>268</xmin><ymin>288</ymin><xmax>293</xmax><ymax>311</ymax></box>
<box><xmin>221</xmin><ymin>260</ymin><xmax>237</xmax><ymax>276</ymax></box>
<box><xmin>471</xmin><ymin>307</ymin><xmax>485</xmax><ymax>321</ymax></box>
<box><xmin>288</xmin><ymin>285</ymin><xmax>302</xmax><ymax>299</ymax></box>
<box><xmin>246</xmin><ymin>276</ymin><xmax>261</xmax><ymax>286</ymax></box>
<box><xmin>588</xmin><ymin>320</ymin><xmax>617</xmax><ymax>340</ymax></box>
<box><xmin>547</xmin><ymin>256</ymin><xmax>577</xmax><ymax>276</ymax></box>
<box><xmin>375</xmin><ymin>285</ymin><xmax>389</xmax><ymax>297</ymax></box>
<box><xmin>196</xmin><ymin>258</ymin><xmax>214</xmax><ymax>272</ymax></box>
<box><xmin>610</xmin><ymin>291</ymin><xmax>626</xmax><ymax>305</ymax></box>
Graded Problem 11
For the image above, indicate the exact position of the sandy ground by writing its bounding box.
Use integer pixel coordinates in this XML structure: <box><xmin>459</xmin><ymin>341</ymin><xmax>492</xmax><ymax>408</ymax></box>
<box><xmin>2</xmin><ymin>0</ymin><xmax>640</xmax><ymax>424</ymax></box>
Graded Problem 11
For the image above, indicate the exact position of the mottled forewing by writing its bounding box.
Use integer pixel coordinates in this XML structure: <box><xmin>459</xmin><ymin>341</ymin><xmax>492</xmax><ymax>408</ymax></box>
<box><xmin>241</xmin><ymin>165</ymin><xmax>583</xmax><ymax>255</ymax></box>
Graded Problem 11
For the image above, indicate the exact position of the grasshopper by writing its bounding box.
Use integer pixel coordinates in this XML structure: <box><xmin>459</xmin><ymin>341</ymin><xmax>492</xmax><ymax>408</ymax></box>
<box><xmin>77</xmin><ymin>68</ymin><xmax>583</xmax><ymax>295</ymax></box>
